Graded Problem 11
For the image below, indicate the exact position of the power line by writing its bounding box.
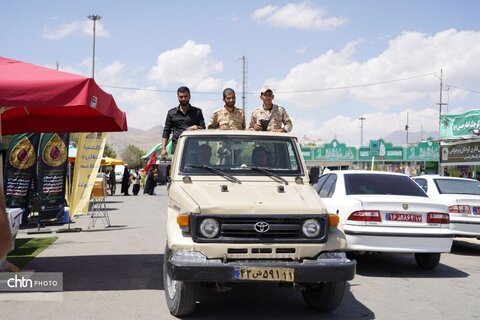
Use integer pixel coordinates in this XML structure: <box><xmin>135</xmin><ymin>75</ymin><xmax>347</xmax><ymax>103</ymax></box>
<box><xmin>273</xmin><ymin>73</ymin><xmax>437</xmax><ymax>93</ymax></box>
<box><xmin>446</xmin><ymin>85</ymin><xmax>480</xmax><ymax>94</ymax></box>
<box><xmin>99</xmin><ymin>72</ymin><xmax>438</xmax><ymax>95</ymax></box>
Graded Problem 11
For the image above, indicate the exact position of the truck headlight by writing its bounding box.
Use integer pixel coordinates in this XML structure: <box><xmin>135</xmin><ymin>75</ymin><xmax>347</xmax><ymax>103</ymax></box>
<box><xmin>199</xmin><ymin>218</ymin><xmax>220</xmax><ymax>238</ymax></box>
<box><xmin>302</xmin><ymin>219</ymin><xmax>321</xmax><ymax>238</ymax></box>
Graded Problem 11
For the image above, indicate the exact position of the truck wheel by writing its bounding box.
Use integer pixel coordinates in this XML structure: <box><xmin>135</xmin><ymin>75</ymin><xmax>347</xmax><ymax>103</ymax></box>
<box><xmin>414</xmin><ymin>252</ymin><xmax>441</xmax><ymax>269</ymax></box>
<box><xmin>163</xmin><ymin>246</ymin><xmax>197</xmax><ymax>316</ymax></box>
<box><xmin>302</xmin><ymin>281</ymin><xmax>346</xmax><ymax>312</ymax></box>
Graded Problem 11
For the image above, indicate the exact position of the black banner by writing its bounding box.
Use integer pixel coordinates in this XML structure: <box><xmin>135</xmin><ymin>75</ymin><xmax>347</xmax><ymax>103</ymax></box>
<box><xmin>37</xmin><ymin>133</ymin><xmax>69</xmax><ymax>222</ymax></box>
<box><xmin>4</xmin><ymin>133</ymin><xmax>41</xmax><ymax>209</ymax></box>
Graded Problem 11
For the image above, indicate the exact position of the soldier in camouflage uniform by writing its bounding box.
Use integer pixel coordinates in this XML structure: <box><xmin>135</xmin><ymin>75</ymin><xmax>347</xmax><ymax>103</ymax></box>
<box><xmin>208</xmin><ymin>88</ymin><xmax>245</xmax><ymax>130</ymax></box>
<box><xmin>249</xmin><ymin>86</ymin><xmax>293</xmax><ymax>133</ymax></box>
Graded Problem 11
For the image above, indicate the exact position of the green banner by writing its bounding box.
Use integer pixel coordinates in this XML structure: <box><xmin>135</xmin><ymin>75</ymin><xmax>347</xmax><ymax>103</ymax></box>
<box><xmin>440</xmin><ymin>109</ymin><xmax>480</xmax><ymax>139</ymax></box>
<box><xmin>313</xmin><ymin>139</ymin><xmax>356</xmax><ymax>161</ymax></box>
<box><xmin>406</xmin><ymin>140</ymin><xmax>439</xmax><ymax>161</ymax></box>
<box><xmin>300</xmin><ymin>146</ymin><xmax>313</xmax><ymax>161</ymax></box>
<box><xmin>358</xmin><ymin>139</ymin><xmax>403</xmax><ymax>161</ymax></box>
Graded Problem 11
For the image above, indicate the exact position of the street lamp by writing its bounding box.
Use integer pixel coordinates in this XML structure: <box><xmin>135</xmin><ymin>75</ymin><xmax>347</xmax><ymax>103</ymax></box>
<box><xmin>87</xmin><ymin>14</ymin><xmax>102</xmax><ymax>78</ymax></box>
<box><xmin>359</xmin><ymin>116</ymin><xmax>366</xmax><ymax>146</ymax></box>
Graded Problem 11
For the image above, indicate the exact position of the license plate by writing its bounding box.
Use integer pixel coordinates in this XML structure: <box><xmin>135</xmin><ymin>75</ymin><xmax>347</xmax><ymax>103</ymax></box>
<box><xmin>233</xmin><ymin>267</ymin><xmax>294</xmax><ymax>282</ymax></box>
<box><xmin>473</xmin><ymin>207</ymin><xmax>480</xmax><ymax>215</ymax></box>
<box><xmin>386</xmin><ymin>213</ymin><xmax>422</xmax><ymax>222</ymax></box>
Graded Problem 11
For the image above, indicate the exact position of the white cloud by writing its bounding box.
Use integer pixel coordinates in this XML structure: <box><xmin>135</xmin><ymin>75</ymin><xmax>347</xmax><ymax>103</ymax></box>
<box><xmin>270</xmin><ymin>29</ymin><xmax>480</xmax><ymax>110</ymax></box>
<box><xmin>148</xmin><ymin>40</ymin><xmax>237</xmax><ymax>92</ymax></box>
<box><xmin>43</xmin><ymin>20</ymin><xmax>109</xmax><ymax>40</ymax></box>
<box><xmin>252</xmin><ymin>2</ymin><xmax>346</xmax><ymax>31</ymax></box>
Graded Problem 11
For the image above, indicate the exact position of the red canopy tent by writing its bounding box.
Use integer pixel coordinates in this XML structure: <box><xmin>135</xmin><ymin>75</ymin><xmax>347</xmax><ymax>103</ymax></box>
<box><xmin>0</xmin><ymin>56</ymin><xmax>127</xmax><ymax>135</ymax></box>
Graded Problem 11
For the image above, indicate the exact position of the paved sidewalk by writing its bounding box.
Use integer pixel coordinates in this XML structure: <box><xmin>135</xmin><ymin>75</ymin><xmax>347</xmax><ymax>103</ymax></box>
<box><xmin>0</xmin><ymin>185</ymin><xmax>173</xmax><ymax>320</ymax></box>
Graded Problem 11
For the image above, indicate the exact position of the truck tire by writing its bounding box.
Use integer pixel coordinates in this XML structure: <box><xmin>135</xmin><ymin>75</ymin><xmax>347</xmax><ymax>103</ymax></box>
<box><xmin>302</xmin><ymin>281</ymin><xmax>346</xmax><ymax>312</ymax></box>
<box><xmin>414</xmin><ymin>252</ymin><xmax>441</xmax><ymax>269</ymax></box>
<box><xmin>163</xmin><ymin>246</ymin><xmax>197</xmax><ymax>316</ymax></box>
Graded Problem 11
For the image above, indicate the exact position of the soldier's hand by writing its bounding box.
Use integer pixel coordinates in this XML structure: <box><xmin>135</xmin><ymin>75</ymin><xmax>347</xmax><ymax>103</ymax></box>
<box><xmin>186</xmin><ymin>125</ymin><xmax>199</xmax><ymax>131</ymax></box>
<box><xmin>253</xmin><ymin>123</ymin><xmax>262</xmax><ymax>131</ymax></box>
<box><xmin>160</xmin><ymin>149</ymin><xmax>167</xmax><ymax>159</ymax></box>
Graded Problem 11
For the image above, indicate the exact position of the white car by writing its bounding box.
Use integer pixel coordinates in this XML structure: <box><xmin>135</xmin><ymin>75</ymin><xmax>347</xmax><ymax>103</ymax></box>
<box><xmin>413</xmin><ymin>175</ymin><xmax>480</xmax><ymax>239</ymax></box>
<box><xmin>314</xmin><ymin>170</ymin><xmax>452</xmax><ymax>269</ymax></box>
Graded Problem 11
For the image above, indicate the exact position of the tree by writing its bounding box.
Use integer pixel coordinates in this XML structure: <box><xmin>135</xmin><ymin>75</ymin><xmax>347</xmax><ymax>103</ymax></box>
<box><xmin>103</xmin><ymin>143</ymin><xmax>117</xmax><ymax>158</ymax></box>
<box><xmin>121</xmin><ymin>144</ymin><xmax>145</xmax><ymax>169</ymax></box>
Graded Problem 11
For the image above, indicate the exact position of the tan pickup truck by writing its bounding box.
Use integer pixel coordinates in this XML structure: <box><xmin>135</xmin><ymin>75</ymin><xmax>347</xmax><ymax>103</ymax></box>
<box><xmin>163</xmin><ymin>130</ymin><xmax>356</xmax><ymax>316</ymax></box>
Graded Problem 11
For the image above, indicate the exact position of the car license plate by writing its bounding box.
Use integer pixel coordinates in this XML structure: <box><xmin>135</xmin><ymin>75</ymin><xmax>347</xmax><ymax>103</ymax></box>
<box><xmin>233</xmin><ymin>266</ymin><xmax>294</xmax><ymax>282</ymax></box>
<box><xmin>473</xmin><ymin>207</ymin><xmax>480</xmax><ymax>215</ymax></box>
<box><xmin>386</xmin><ymin>213</ymin><xmax>422</xmax><ymax>222</ymax></box>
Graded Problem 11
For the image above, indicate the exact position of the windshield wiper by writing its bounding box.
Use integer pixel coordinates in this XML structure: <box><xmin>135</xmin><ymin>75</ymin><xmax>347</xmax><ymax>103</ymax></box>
<box><xmin>250</xmin><ymin>166</ymin><xmax>288</xmax><ymax>185</ymax></box>
<box><xmin>186</xmin><ymin>164</ymin><xmax>241</xmax><ymax>184</ymax></box>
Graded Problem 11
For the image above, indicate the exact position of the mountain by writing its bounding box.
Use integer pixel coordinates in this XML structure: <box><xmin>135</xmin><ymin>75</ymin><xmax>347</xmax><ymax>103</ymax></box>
<box><xmin>382</xmin><ymin>130</ymin><xmax>438</xmax><ymax>145</ymax></box>
<box><xmin>107</xmin><ymin>125</ymin><xmax>164</xmax><ymax>155</ymax></box>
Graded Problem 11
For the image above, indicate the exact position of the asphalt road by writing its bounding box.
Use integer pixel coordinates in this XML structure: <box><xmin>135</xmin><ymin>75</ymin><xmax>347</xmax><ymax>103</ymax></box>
<box><xmin>1</xmin><ymin>185</ymin><xmax>480</xmax><ymax>320</ymax></box>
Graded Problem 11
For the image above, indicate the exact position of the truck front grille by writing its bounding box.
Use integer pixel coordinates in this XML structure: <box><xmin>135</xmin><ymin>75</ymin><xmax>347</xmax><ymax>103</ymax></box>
<box><xmin>190</xmin><ymin>215</ymin><xmax>328</xmax><ymax>243</ymax></box>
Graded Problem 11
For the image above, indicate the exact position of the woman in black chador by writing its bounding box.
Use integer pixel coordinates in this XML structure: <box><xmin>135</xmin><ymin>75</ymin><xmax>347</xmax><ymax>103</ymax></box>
<box><xmin>121</xmin><ymin>166</ymin><xmax>131</xmax><ymax>196</ymax></box>
<box><xmin>143</xmin><ymin>168</ymin><xmax>155</xmax><ymax>195</ymax></box>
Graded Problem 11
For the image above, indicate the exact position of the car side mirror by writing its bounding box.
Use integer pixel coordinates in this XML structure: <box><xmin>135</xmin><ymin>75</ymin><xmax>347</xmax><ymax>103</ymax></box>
<box><xmin>308</xmin><ymin>166</ymin><xmax>320</xmax><ymax>185</ymax></box>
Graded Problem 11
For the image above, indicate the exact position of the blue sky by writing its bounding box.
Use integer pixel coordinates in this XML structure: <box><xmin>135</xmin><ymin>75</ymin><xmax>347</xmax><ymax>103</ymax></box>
<box><xmin>2</xmin><ymin>1</ymin><xmax>480</xmax><ymax>146</ymax></box>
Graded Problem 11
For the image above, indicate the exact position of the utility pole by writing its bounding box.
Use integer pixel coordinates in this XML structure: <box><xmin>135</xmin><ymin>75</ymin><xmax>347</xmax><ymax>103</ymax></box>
<box><xmin>88</xmin><ymin>14</ymin><xmax>102</xmax><ymax>78</ymax></box>
<box><xmin>405</xmin><ymin>111</ymin><xmax>409</xmax><ymax>144</ymax></box>
<box><xmin>436</xmin><ymin>69</ymin><xmax>448</xmax><ymax>138</ymax></box>
<box><xmin>359</xmin><ymin>116</ymin><xmax>366</xmax><ymax>146</ymax></box>
<box><xmin>236</xmin><ymin>56</ymin><xmax>248</xmax><ymax>128</ymax></box>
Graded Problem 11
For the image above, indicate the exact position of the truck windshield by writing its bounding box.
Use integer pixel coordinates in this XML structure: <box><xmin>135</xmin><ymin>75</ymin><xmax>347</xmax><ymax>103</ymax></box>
<box><xmin>179</xmin><ymin>136</ymin><xmax>303</xmax><ymax>177</ymax></box>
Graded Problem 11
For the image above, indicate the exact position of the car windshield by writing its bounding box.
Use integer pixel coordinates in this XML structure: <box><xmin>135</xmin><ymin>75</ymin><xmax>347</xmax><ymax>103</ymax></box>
<box><xmin>345</xmin><ymin>173</ymin><xmax>427</xmax><ymax>197</ymax></box>
<box><xmin>434</xmin><ymin>179</ymin><xmax>480</xmax><ymax>195</ymax></box>
<box><xmin>179</xmin><ymin>135</ymin><xmax>302</xmax><ymax>176</ymax></box>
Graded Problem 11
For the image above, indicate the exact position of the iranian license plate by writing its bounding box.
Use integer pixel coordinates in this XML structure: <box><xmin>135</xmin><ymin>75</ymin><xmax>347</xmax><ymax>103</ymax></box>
<box><xmin>473</xmin><ymin>207</ymin><xmax>480</xmax><ymax>215</ymax></box>
<box><xmin>386</xmin><ymin>213</ymin><xmax>422</xmax><ymax>222</ymax></box>
<box><xmin>233</xmin><ymin>266</ymin><xmax>294</xmax><ymax>282</ymax></box>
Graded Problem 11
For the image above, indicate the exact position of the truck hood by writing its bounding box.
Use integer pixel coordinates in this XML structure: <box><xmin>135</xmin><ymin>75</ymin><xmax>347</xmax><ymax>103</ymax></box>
<box><xmin>178</xmin><ymin>182</ymin><xmax>327</xmax><ymax>215</ymax></box>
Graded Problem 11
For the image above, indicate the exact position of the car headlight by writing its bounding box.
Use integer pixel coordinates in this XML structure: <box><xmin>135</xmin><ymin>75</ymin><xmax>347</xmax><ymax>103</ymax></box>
<box><xmin>199</xmin><ymin>218</ymin><xmax>220</xmax><ymax>238</ymax></box>
<box><xmin>302</xmin><ymin>219</ymin><xmax>321</xmax><ymax>238</ymax></box>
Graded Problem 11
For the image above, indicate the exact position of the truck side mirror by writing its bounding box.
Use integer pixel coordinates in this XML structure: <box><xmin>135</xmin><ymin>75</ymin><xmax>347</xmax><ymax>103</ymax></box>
<box><xmin>308</xmin><ymin>166</ymin><xmax>320</xmax><ymax>185</ymax></box>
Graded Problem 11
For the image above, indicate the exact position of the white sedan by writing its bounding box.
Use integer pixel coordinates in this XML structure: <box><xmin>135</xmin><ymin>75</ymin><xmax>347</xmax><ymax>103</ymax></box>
<box><xmin>313</xmin><ymin>170</ymin><xmax>452</xmax><ymax>269</ymax></box>
<box><xmin>413</xmin><ymin>175</ymin><xmax>480</xmax><ymax>239</ymax></box>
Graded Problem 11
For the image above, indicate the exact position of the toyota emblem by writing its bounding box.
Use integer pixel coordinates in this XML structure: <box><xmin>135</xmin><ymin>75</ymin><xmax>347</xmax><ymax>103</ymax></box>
<box><xmin>254</xmin><ymin>221</ymin><xmax>269</xmax><ymax>233</ymax></box>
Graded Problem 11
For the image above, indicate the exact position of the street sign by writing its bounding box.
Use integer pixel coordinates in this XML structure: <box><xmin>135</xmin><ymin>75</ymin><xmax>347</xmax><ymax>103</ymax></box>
<box><xmin>369</xmin><ymin>140</ymin><xmax>379</xmax><ymax>156</ymax></box>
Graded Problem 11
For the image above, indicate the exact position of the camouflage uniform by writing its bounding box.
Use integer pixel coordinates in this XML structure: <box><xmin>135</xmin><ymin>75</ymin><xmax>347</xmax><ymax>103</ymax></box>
<box><xmin>249</xmin><ymin>104</ymin><xmax>293</xmax><ymax>132</ymax></box>
<box><xmin>208</xmin><ymin>106</ymin><xmax>245</xmax><ymax>130</ymax></box>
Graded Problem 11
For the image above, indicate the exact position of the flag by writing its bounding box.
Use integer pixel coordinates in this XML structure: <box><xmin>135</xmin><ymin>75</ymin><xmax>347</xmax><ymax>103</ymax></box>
<box><xmin>144</xmin><ymin>152</ymin><xmax>157</xmax><ymax>172</ymax></box>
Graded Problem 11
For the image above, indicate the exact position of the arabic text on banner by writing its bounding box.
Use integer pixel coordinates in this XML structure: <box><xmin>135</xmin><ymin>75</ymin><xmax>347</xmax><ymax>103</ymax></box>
<box><xmin>4</xmin><ymin>133</ymin><xmax>41</xmax><ymax>210</ymax></box>
<box><xmin>37</xmin><ymin>133</ymin><xmax>69</xmax><ymax>221</ymax></box>
<box><xmin>70</xmin><ymin>132</ymin><xmax>106</xmax><ymax>216</ymax></box>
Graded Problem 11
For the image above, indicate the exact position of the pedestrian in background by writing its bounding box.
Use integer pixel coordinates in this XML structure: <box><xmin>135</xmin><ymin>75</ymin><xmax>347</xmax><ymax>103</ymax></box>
<box><xmin>109</xmin><ymin>165</ymin><xmax>116</xmax><ymax>195</ymax></box>
<box><xmin>249</xmin><ymin>86</ymin><xmax>293</xmax><ymax>133</ymax></box>
<box><xmin>139</xmin><ymin>168</ymin><xmax>146</xmax><ymax>190</ymax></box>
<box><xmin>161</xmin><ymin>86</ymin><xmax>205</xmax><ymax>159</ymax></box>
<box><xmin>121</xmin><ymin>165</ymin><xmax>131</xmax><ymax>196</ymax></box>
<box><xmin>132</xmin><ymin>170</ymin><xmax>141</xmax><ymax>195</ymax></box>
<box><xmin>144</xmin><ymin>168</ymin><xmax>156</xmax><ymax>195</ymax></box>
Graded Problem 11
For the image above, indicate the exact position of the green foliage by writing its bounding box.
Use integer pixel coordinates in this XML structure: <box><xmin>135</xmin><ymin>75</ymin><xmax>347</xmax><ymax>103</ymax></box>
<box><xmin>103</xmin><ymin>143</ymin><xmax>117</xmax><ymax>158</ymax></box>
<box><xmin>121</xmin><ymin>144</ymin><xmax>145</xmax><ymax>169</ymax></box>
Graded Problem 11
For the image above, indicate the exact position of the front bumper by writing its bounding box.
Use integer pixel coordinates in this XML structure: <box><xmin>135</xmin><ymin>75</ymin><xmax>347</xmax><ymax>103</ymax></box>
<box><xmin>166</xmin><ymin>251</ymin><xmax>356</xmax><ymax>283</ymax></box>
